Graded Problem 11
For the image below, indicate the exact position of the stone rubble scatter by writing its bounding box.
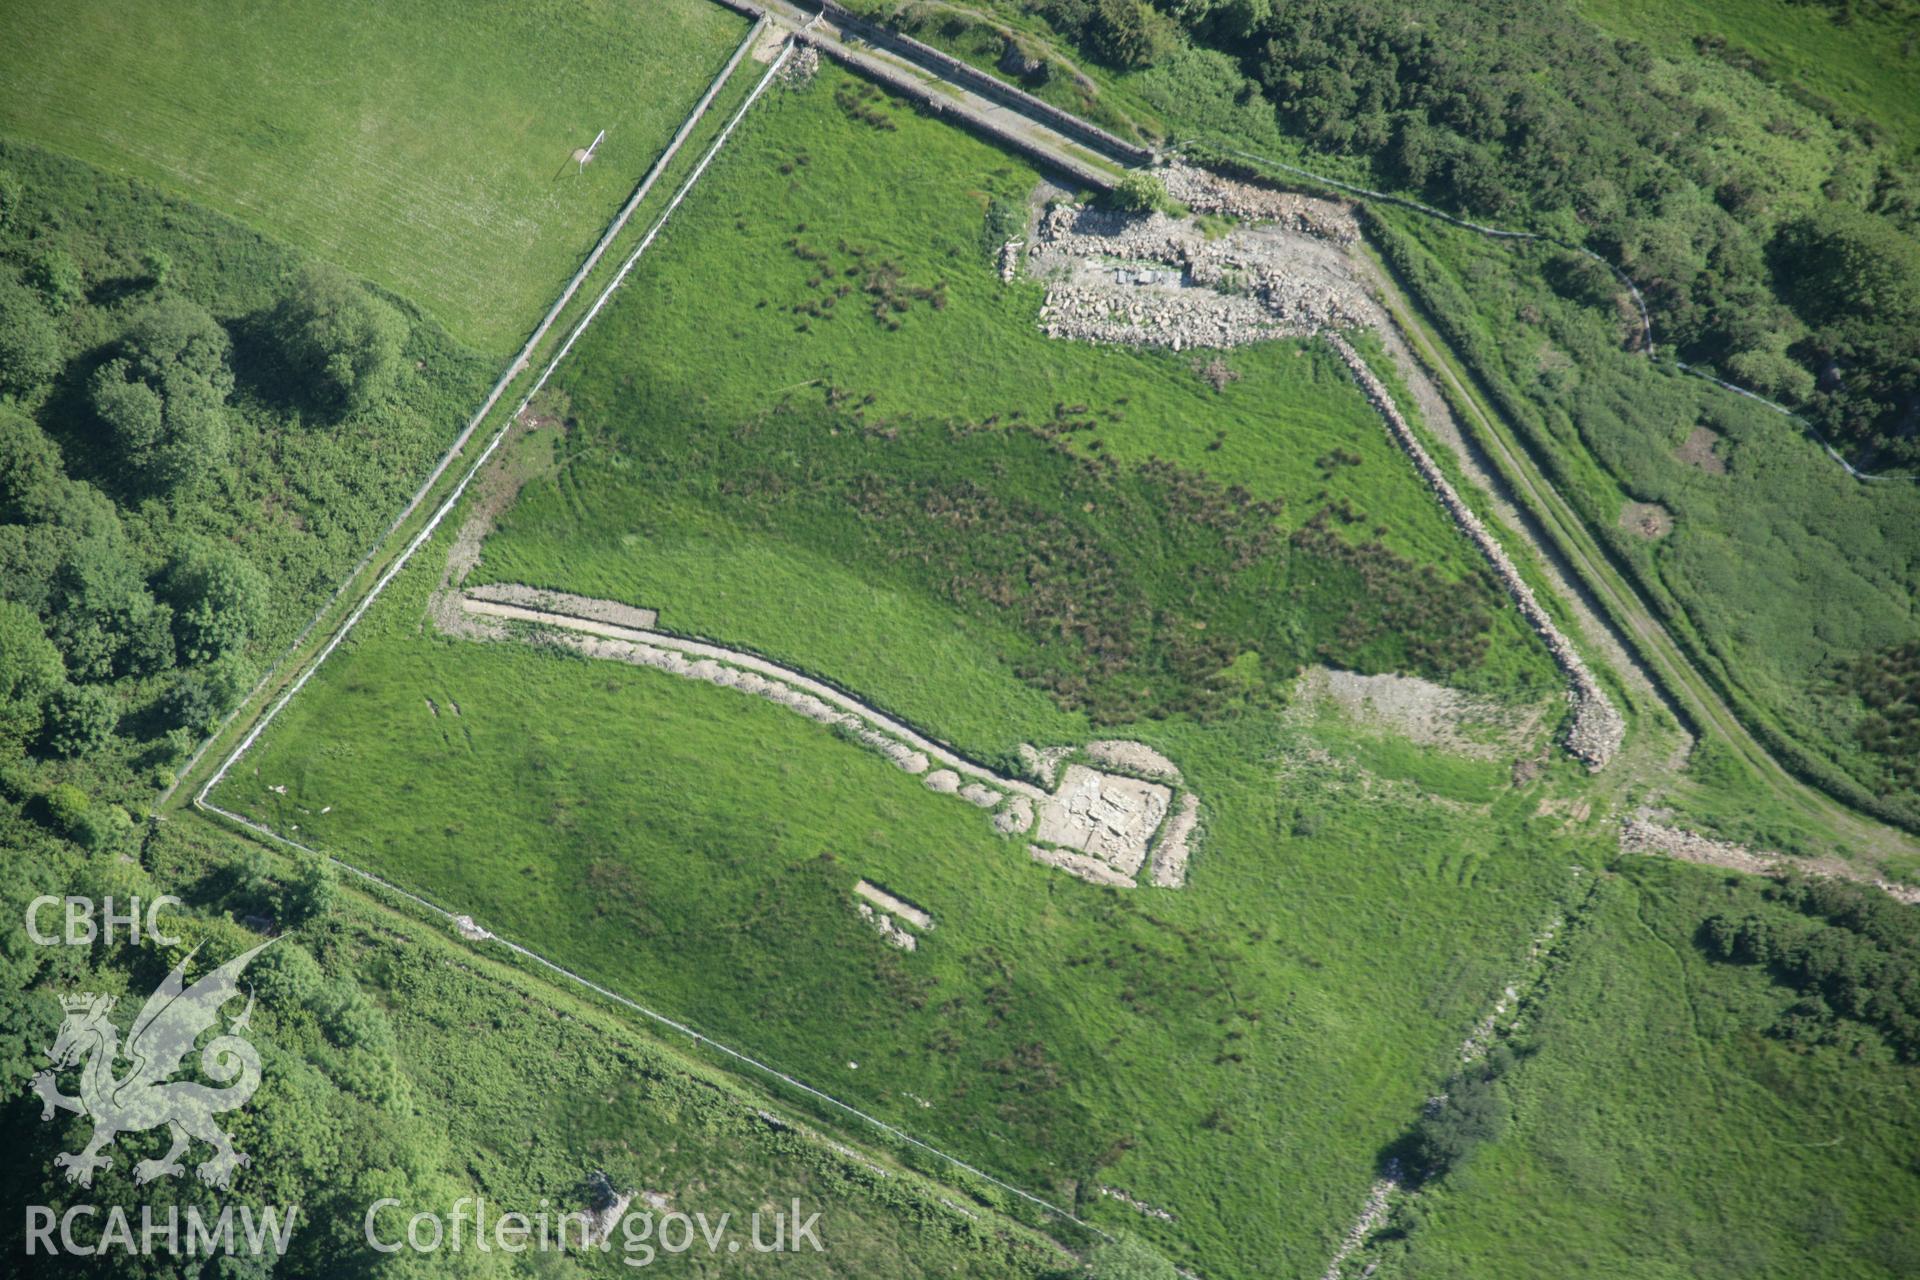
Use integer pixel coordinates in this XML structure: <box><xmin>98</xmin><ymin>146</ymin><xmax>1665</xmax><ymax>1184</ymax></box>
<box><xmin>1159</xmin><ymin>161</ymin><xmax>1360</xmax><ymax>243</ymax></box>
<box><xmin>1084</xmin><ymin>739</ymin><xmax>1182</xmax><ymax>782</ymax></box>
<box><xmin>998</xmin><ymin>238</ymin><xmax>1023</xmax><ymax>282</ymax></box>
<box><xmin>1149</xmin><ymin>793</ymin><xmax>1202</xmax><ymax>889</ymax></box>
<box><xmin>856</xmin><ymin>901</ymin><xmax>917</xmax><ymax>951</ymax></box>
<box><xmin>1320</xmin><ymin>1166</ymin><xmax>1400</xmax><ymax>1280</ymax></box>
<box><xmin>1016</xmin><ymin>742</ymin><xmax>1073</xmax><ymax>787</ymax></box>
<box><xmin>1325</xmin><ymin>334</ymin><xmax>1624</xmax><ymax>770</ymax></box>
<box><xmin>1027</xmin><ymin>843</ymin><xmax>1135</xmax><ymax>888</ymax></box>
<box><xmin>776</xmin><ymin>41</ymin><xmax>819</xmax><ymax>85</ymax></box>
<box><xmin>959</xmin><ymin>782</ymin><xmax>1001</xmax><ymax>808</ymax></box>
<box><xmin>1621</xmin><ymin>817</ymin><xmax>1920</xmax><ymax>905</ymax></box>
<box><xmin>995</xmin><ymin>794</ymin><xmax>1036</xmax><ymax>836</ymax></box>
<box><xmin>1029</xmin><ymin>201</ymin><xmax>1372</xmax><ymax>351</ymax></box>
<box><xmin>451</xmin><ymin>914</ymin><xmax>492</xmax><ymax>942</ymax></box>
<box><xmin>1099</xmin><ymin>1184</ymin><xmax>1176</xmax><ymax>1223</ymax></box>
<box><xmin>854</xmin><ymin>879</ymin><xmax>933</xmax><ymax>931</ymax></box>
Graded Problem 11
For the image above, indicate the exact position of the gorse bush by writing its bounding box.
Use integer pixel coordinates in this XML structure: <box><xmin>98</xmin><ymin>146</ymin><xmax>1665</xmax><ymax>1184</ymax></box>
<box><xmin>1699</xmin><ymin>873</ymin><xmax>1920</xmax><ymax>1060</ymax></box>
<box><xmin>0</xmin><ymin>139</ymin><xmax>485</xmax><ymax>833</ymax></box>
<box><xmin>271</xmin><ymin>263</ymin><xmax>408</xmax><ymax>416</ymax></box>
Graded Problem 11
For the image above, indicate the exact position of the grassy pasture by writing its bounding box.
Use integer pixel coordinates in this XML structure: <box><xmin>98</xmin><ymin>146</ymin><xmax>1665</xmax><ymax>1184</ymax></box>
<box><xmin>210</xmin><ymin>66</ymin><xmax>1593</xmax><ymax>1278</ymax></box>
<box><xmin>1372</xmin><ymin>206</ymin><xmax>1920</xmax><ymax>839</ymax></box>
<box><xmin>475</xmin><ymin>65</ymin><xmax>1560</xmax><ymax>759</ymax></box>
<box><xmin>0</xmin><ymin>0</ymin><xmax>748</xmax><ymax>357</ymax></box>
<box><xmin>216</xmin><ymin>530</ymin><xmax>1588</xmax><ymax>1279</ymax></box>
<box><xmin>1383</xmin><ymin>858</ymin><xmax>1920</xmax><ymax>1279</ymax></box>
<box><xmin>1574</xmin><ymin>0</ymin><xmax>1920</xmax><ymax>146</ymax></box>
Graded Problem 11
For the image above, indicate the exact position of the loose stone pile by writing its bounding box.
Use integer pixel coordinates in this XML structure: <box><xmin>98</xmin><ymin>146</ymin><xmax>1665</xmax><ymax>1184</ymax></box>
<box><xmin>1620</xmin><ymin>817</ymin><xmax>1777</xmax><ymax>876</ymax></box>
<box><xmin>1160</xmin><ymin>161</ymin><xmax>1359</xmax><ymax>243</ymax></box>
<box><xmin>1084</xmin><ymin>738</ymin><xmax>1182</xmax><ymax>782</ymax></box>
<box><xmin>1325</xmin><ymin>334</ymin><xmax>1625</xmax><ymax>770</ymax></box>
<box><xmin>451</xmin><ymin>595</ymin><xmax>1210</xmax><ymax>887</ymax></box>
<box><xmin>1148</xmin><ymin>793</ymin><xmax>1201</xmax><ymax>889</ymax></box>
<box><xmin>856</xmin><ymin>901</ymin><xmax>918</xmax><ymax>950</ymax></box>
<box><xmin>1028</xmin><ymin>201</ymin><xmax>1373</xmax><ymax>350</ymax></box>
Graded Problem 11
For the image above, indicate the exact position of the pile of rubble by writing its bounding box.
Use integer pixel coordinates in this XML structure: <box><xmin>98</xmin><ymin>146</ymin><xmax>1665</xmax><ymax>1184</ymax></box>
<box><xmin>1027</xmin><ymin>201</ymin><xmax>1375</xmax><ymax>351</ymax></box>
<box><xmin>1148</xmin><ymin>793</ymin><xmax>1201</xmax><ymax>888</ymax></box>
<box><xmin>1326</xmin><ymin>334</ymin><xmax>1625</xmax><ymax>771</ymax></box>
<box><xmin>1320</xmin><ymin>1166</ymin><xmax>1400</xmax><ymax>1280</ymax></box>
<box><xmin>1619</xmin><ymin>817</ymin><xmax>1778</xmax><ymax>876</ymax></box>
<box><xmin>1161</xmin><ymin>161</ymin><xmax>1359</xmax><ymax>244</ymax></box>
<box><xmin>1622</xmin><ymin>817</ymin><xmax>1920</xmax><ymax>904</ymax></box>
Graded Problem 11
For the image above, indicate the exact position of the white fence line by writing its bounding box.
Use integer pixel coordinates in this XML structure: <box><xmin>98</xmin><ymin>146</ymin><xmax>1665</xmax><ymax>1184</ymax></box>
<box><xmin>158</xmin><ymin>18</ymin><xmax>775</xmax><ymax>808</ymax></box>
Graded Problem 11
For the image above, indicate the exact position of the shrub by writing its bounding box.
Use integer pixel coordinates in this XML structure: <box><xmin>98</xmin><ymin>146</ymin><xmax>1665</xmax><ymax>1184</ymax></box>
<box><xmin>47</xmin><ymin>534</ymin><xmax>174</xmax><ymax>681</ymax></box>
<box><xmin>283</xmin><ymin>853</ymin><xmax>341</xmax><ymax>925</ymax></box>
<box><xmin>253</xmin><ymin>942</ymin><xmax>325</xmax><ymax>1008</ymax></box>
<box><xmin>1086</xmin><ymin>0</ymin><xmax>1173</xmax><ymax>68</ymax></box>
<box><xmin>44</xmin><ymin>781</ymin><xmax>89</xmax><ymax>833</ymax></box>
<box><xmin>72</xmin><ymin>803</ymin><xmax>133</xmax><ymax>853</ymax></box>
<box><xmin>25</xmin><ymin>247</ymin><xmax>83</xmax><ymax>309</ymax></box>
<box><xmin>42</xmin><ymin>682</ymin><xmax>116</xmax><ymax>758</ymax></box>
<box><xmin>89</xmin><ymin>296</ymin><xmax>234</xmax><ymax>493</ymax></box>
<box><xmin>1109</xmin><ymin>170</ymin><xmax>1170</xmax><ymax>213</ymax></box>
<box><xmin>0</xmin><ymin>271</ymin><xmax>62</xmax><ymax>395</ymax></box>
<box><xmin>161</xmin><ymin>651</ymin><xmax>254</xmax><ymax>735</ymax></box>
<box><xmin>160</xmin><ymin>537</ymin><xmax>268</xmax><ymax>664</ymax></box>
<box><xmin>271</xmin><ymin>264</ymin><xmax>407</xmax><ymax>415</ymax></box>
<box><xmin>0</xmin><ymin>599</ymin><xmax>62</xmax><ymax>750</ymax></box>
<box><xmin>0</xmin><ymin>405</ymin><xmax>63</xmax><ymax>522</ymax></box>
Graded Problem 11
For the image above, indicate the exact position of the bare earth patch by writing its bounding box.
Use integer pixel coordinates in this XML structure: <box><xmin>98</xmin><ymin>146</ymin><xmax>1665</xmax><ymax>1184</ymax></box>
<box><xmin>1620</xmin><ymin>501</ymin><xmax>1673</xmax><ymax>539</ymax></box>
<box><xmin>1676</xmin><ymin>424</ymin><xmax>1727</xmax><ymax>474</ymax></box>
<box><xmin>1299</xmin><ymin>666</ymin><xmax>1549</xmax><ymax>760</ymax></box>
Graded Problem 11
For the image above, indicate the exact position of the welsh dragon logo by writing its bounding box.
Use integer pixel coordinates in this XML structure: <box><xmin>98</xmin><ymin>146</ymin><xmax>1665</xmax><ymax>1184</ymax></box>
<box><xmin>30</xmin><ymin>941</ymin><xmax>270</xmax><ymax>1190</ymax></box>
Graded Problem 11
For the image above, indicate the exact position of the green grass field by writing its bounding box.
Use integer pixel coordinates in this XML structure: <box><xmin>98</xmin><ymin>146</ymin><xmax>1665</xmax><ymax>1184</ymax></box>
<box><xmin>1378</xmin><ymin>858</ymin><xmax>1920</xmax><ymax>1279</ymax></box>
<box><xmin>198</xmin><ymin>53</ymin><xmax>1920</xmax><ymax>1280</ymax></box>
<box><xmin>208</xmin><ymin>65</ymin><xmax>1595</xmax><ymax>1278</ymax></box>
<box><xmin>0</xmin><ymin>0</ymin><xmax>748</xmax><ymax>357</ymax></box>
<box><xmin>1575</xmin><ymin>0</ymin><xmax>1920</xmax><ymax>146</ymax></box>
<box><xmin>1372</xmin><ymin>206</ymin><xmax>1920</xmax><ymax>839</ymax></box>
<box><xmin>472</xmin><ymin>66</ymin><xmax>1559</xmax><ymax>759</ymax></box>
<box><xmin>216</xmin><ymin>529</ymin><xmax>1589</xmax><ymax>1278</ymax></box>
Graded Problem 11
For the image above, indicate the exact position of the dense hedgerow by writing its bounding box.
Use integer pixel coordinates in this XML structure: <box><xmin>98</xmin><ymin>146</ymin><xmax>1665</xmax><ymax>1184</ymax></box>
<box><xmin>0</xmin><ymin>141</ymin><xmax>487</xmax><ymax>825</ymax></box>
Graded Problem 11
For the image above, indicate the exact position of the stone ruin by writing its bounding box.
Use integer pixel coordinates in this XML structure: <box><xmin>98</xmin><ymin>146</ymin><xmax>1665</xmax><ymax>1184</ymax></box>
<box><xmin>1020</xmin><ymin>164</ymin><xmax>1376</xmax><ymax>352</ymax></box>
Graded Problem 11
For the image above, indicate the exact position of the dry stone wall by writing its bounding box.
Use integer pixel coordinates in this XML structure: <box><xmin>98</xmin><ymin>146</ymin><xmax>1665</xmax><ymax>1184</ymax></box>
<box><xmin>1326</xmin><ymin>334</ymin><xmax>1625</xmax><ymax>770</ymax></box>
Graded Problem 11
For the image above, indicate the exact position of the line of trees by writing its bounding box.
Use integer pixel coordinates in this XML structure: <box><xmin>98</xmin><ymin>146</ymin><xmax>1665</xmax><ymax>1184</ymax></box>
<box><xmin>0</xmin><ymin>150</ymin><xmax>430</xmax><ymax>850</ymax></box>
